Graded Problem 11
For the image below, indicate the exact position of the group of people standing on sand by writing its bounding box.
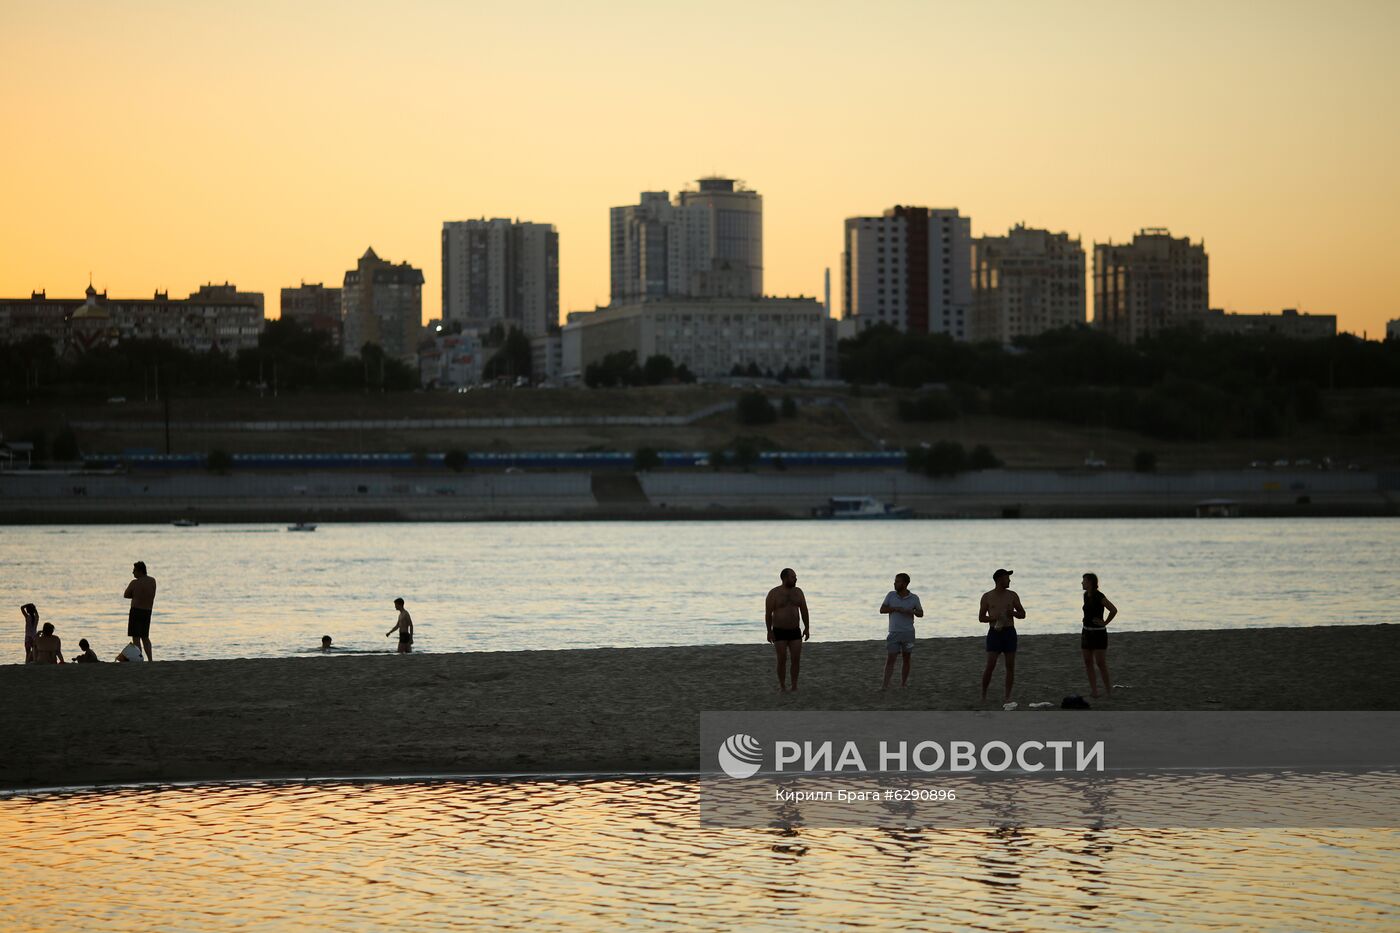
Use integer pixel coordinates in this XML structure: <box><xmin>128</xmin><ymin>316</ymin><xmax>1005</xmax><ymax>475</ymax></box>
<box><xmin>19</xmin><ymin>562</ymin><xmax>157</xmax><ymax>665</ymax></box>
<box><xmin>764</xmin><ymin>566</ymin><xmax>1119</xmax><ymax>707</ymax></box>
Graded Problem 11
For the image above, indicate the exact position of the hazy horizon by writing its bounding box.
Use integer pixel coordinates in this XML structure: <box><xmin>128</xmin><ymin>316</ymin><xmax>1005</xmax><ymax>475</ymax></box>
<box><xmin>3</xmin><ymin>0</ymin><xmax>1397</xmax><ymax>336</ymax></box>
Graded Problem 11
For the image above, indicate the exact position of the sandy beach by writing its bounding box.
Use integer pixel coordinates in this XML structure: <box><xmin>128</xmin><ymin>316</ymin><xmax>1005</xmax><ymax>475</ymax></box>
<box><xmin>2</xmin><ymin>624</ymin><xmax>1396</xmax><ymax>790</ymax></box>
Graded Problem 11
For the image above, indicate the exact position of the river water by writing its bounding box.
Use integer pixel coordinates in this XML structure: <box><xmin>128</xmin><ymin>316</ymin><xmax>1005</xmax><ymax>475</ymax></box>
<box><xmin>3</xmin><ymin>518</ymin><xmax>1396</xmax><ymax>660</ymax></box>
<box><xmin>0</xmin><ymin>777</ymin><xmax>1395</xmax><ymax>931</ymax></box>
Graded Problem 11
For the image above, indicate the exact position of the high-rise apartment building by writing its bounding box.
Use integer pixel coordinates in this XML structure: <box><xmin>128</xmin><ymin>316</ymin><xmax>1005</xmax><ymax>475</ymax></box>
<box><xmin>1093</xmin><ymin>229</ymin><xmax>1208</xmax><ymax>342</ymax></box>
<box><xmin>441</xmin><ymin>218</ymin><xmax>559</xmax><ymax>337</ymax></box>
<box><xmin>280</xmin><ymin>282</ymin><xmax>343</xmax><ymax>346</ymax></box>
<box><xmin>609</xmin><ymin>177</ymin><xmax>762</xmax><ymax>302</ymax></box>
<box><xmin>971</xmin><ymin>225</ymin><xmax>1086</xmax><ymax>343</ymax></box>
<box><xmin>842</xmin><ymin>206</ymin><xmax>972</xmax><ymax>339</ymax></box>
<box><xmin>341</xmin><ymin>247</ymin><xmax>423</xmax><ymax>366</ymax></box>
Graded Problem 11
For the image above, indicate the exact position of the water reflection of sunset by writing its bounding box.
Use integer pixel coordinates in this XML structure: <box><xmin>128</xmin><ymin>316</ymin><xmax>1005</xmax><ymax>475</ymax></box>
<box><xmin>1</xmin><ymin>779</ymin><xmax>1395</xmax><ymax>930</ymax></box>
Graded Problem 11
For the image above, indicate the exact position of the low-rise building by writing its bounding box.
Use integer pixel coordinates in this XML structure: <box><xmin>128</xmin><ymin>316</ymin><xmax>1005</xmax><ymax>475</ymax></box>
<box><xmin>1385</xmin><ymin>319</ymin><xmax>1399</xmax><ymax>342</ymax></box>
<box><xmin>0</xmin><ymin>283</ymin><xmax>264</xmax><ymax>355</ymax></box>
<box><xmin>563</xmin><ymin>297</ymin><xmax>827</xmax><ymax>380</ymax></box>
<box><xmin>1203</xmin><ymin>308</ymin><xmax>1336</xmax><ymax>339</ymax></box>
<box><xmin>418</xmin><ymin>329</ymin><xmax>485</xmax><ymax>388</ymax></box>
<box><xmin>530</xmin><ymin>329</ymin><xmax>564</xmax><ymax>384</ymax></box>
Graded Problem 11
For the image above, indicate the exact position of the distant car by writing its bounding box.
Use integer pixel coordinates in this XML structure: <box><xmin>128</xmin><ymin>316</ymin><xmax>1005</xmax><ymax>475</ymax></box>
<box><xmin>106</xmin><ymin>396</ymin><xmax>127</xmax><ymax>404</ymax></box>
<box><xmin>1248</xmin><ymin>460</ymin><xmax>1268</xmax><ymax>469</ymax></box>
<box><xmin>504</xmin><ymin>466</ymin><xmax>523</xmax><ymax>474</ymax></box>
<box><xmin>1273</xmin><ymin>459</ymin><xmax>1290</xmax><ymax>468</ymax></box>
<box><xmin>1084</xmin><ymin>457</ymin><xmax>1107</xmax><ymax>468</ymax></box>
<box><xmin>695</xmin><ymin>457</ymin><xmax>711</xmax><ymax>467</ymax></box>
<box><xmin>1294</xmin><ymin>458</ymin><xmax>1312</xmax><ymax>468</ymax></box>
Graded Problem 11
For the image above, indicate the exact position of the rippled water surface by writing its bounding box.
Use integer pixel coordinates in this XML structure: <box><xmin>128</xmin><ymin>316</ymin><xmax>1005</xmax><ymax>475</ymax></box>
<box><xmin>2</xmin><ymin>518</ymin><xmax>1396</xmax><ymax>660</ymax></box>
<box><xmin>1</xmin><ymin>778</ymin><xmax>1396</xmax><ymax>932</ymax></box>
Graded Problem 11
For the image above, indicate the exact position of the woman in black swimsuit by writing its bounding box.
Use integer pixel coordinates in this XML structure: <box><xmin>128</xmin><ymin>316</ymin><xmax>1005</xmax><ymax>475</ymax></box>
<box><xmin>1080</xmin><ymin>573</ymin><xmax>1118</xmax><ymax>698</ymax></box>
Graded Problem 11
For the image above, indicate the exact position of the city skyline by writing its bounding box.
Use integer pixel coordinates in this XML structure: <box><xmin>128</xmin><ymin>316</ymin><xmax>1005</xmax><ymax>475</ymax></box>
<box><xmin>3</xmin><ymin>0</ymin><xmax>1397</xmax><ymax>337</ymax></box>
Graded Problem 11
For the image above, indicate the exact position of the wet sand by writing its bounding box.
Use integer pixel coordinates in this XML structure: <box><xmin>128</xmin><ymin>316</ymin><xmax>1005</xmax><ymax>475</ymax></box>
<box><xmin>2</xmin><ymin>624</ymin><xmax>1396</xmax><ymax>790</ymax></box>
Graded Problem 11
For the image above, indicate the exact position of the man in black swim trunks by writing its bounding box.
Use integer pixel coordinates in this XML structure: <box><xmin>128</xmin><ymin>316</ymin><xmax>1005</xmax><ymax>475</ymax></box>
<box><xmin>386</xmin><ymin>597</ymin><xmax>414</xmax><ymax>653</ymax></box>
<box><xmin>123</xmin><ymin>561</ymin><xmax>157</xmax><ymax>661</ymax></box>
<box><xmin>979</xmin><ymin>568</ymin><xmax>1025</xmax><ymax>707</ymax></box>
<box><xmin>765</xmin><ymin>568</ymin><xmax>810</xmax><ymax>693</ymax></box>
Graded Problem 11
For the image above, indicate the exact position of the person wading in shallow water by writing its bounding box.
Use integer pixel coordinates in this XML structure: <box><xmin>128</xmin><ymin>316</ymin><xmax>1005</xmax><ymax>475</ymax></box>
<box><xmin>764</xmin><ymin>568</ymin><xmax>810</xmax><ymax>693</ymax></box>
<box><xmin>386</xmin><ymin>598</ymin><xmax>414</xmax><ymax>653</ymax></box>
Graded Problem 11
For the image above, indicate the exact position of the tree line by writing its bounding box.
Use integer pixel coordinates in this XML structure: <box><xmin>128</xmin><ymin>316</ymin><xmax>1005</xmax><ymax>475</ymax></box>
<box><xmin>843</xmin><ymin>324</ymin><xmax>1399</xmax><ymax>441</ymax></box>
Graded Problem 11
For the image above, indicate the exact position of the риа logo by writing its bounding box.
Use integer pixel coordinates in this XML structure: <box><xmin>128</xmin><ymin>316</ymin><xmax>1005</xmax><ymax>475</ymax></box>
<box><xmin>718</xmin><ymin>733</ymin><xmax>763</xmax><ymax>779</ymax></box>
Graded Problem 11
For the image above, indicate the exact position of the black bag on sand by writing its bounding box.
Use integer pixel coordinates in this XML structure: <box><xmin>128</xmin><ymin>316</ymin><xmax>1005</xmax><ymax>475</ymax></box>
<box><xmin>1061</xmin><ymin>695</ymin><xmax>1092</xmax><ymax>709</ymax></box>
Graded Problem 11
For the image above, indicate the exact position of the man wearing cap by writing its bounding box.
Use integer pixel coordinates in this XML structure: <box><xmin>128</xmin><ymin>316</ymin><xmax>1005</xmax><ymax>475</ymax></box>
<box><xmin>979</xmin><ymin>568</ymin><xmax>1025</xmax><ymax>707</ymax></box>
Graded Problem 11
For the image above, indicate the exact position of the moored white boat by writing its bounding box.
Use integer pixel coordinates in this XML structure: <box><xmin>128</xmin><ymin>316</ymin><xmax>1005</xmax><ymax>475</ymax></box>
<box><xmin>813</xmin><ymin>496</ymin><xmax>913</xmax><ymax>519</ymax></box>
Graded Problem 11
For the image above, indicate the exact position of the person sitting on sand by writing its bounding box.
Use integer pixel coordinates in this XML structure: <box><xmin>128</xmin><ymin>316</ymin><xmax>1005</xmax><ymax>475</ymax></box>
<box><xmin>73</xmin><ymin>638</ymin><xmax>102</xmax><ymax>663</ymax></box>
<box><xmin>979</xmin><ymin>568</ymin><xmax>1025</xmax><ymax>708</ymax></box>
<box><xmin>1080</xmin><ymin>572</ymin><xmax>1119</xmax><ymax>698</ymax></box>
<box><xmin>765</xmin><ymin>568</ymin><xmax>810</xmax><ymax>692</ymax></box>
<box><xmin>33</xmin><ymin>622</ymin><xmax>64</xmax><ymax>664</ymax></box>
<box><xmin>115</xmin><ymin>639</ymin><xmax>145</xmax><ymax>663</ymax></box>
<box><xmin>881</xmin><ymin>573</ymin><xmax>924</xmax><ymax>690</ymax></box>
<box><xmin>386</xmin><ymin>598</ymin><xmax>413</xmax><ymax>653</ymax></box>
<box><xmin>21</xmin><ymin>603</ymin><xmax>39</xmax><ymax>664</ymax></box>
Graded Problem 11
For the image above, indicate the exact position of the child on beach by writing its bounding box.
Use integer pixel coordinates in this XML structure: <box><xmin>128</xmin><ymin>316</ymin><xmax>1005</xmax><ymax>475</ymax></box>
<box><xmin>73</xmin><ymin>638</ymin><xmax>102</xmax><ymax>663</ymax></box>
<box><xmin>21</xmin><ymin>603</ymin><xmax>39</xmax><ymax>663</ymax></box>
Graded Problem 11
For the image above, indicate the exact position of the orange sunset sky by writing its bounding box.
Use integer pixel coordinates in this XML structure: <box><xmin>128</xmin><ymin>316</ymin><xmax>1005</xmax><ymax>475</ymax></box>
<box><xmin>3</xmin><ymin>0</ymin><xmax>1398</xmax><ymax>337</ymax></box>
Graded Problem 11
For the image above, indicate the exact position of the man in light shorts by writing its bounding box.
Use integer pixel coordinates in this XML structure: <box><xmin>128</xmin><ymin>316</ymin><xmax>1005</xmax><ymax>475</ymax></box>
<box><xmin>881</xmin><ymin>573</ymin><xmax>924</xmax><ymax>690</ymax></box>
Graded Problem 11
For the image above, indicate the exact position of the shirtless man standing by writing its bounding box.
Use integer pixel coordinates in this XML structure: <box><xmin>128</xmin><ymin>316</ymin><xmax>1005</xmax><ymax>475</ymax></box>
<box><xmin>979</xmin><ymin>568</ymin><xmax>1025</xmax><ymax>708</ymax></box>
<box><xmin>123</xmin><ymin>561</ymin><xmax>157</xmax><ymax>661</ymax></box>
<box><xmin>386</xmin><ymin>598</ymin><xmax>414</xmax><ymax>653</ymax></box>
<box><xmin>765</xmin><ymin>568</ymin><xmax>810</xmax><ymax>692</ymax></box>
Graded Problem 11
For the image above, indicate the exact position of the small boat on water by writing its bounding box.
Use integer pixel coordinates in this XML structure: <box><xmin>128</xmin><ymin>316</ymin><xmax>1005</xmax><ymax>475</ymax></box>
<box><xmin>172</xmin><ymin>519</ymin><xmax>200</xmax><ymax>528</ymax></box>
<box><xmin>813</xmin><ymin>496</ymin><xmax>913</xmax><ymax>519</ymax></box>
<box><xmin>287</xmin><ymin>522</ymin><xmax>318</xmax><ymax>532</ymax></box>
<box><xmin>1195</xmin><ymin>499</ymin><xmax>1241</xmax><ymax>518</ymax></box>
